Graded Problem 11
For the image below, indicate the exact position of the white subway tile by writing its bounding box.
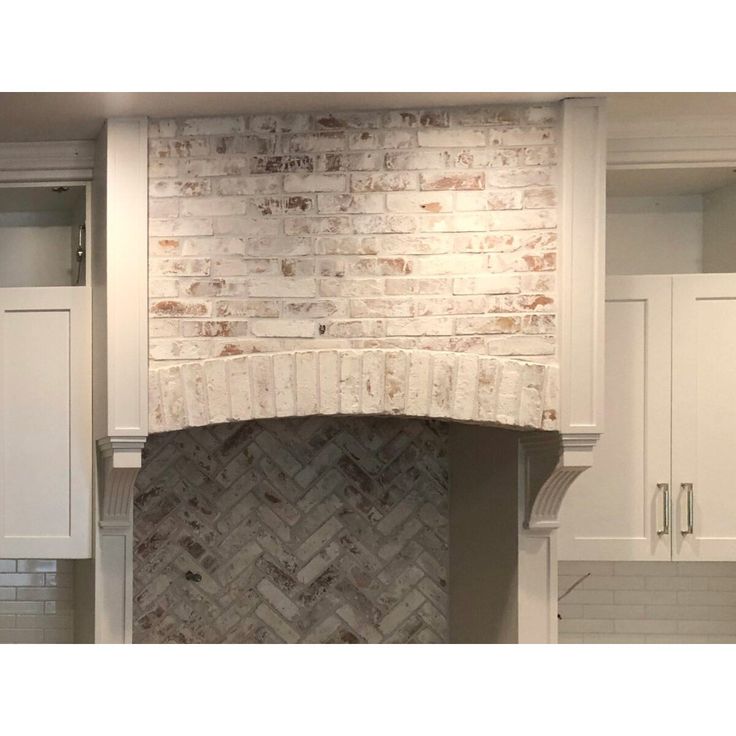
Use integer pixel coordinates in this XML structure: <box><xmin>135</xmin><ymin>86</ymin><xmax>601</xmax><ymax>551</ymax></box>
<box><xmin>558</xmin><ymin>618</ymin><xmax>614</xmax><ymax>634</ymax></box>
<box><xmin>614</xmin><ymin>619</ymin><xmax>677</xmax><ymax>634</ymax></box>
<box><xmin>583</xmin><ymin>604</ymin><xmax>646</xmax><ymax>620</ymax></box>
<box><xmin>613</xmin><ymin>561</ymin><xmax>678</xmax><ymax>577</ymax></box>
<box><xmin>614</xmin><ymin>590</ymin><xmax>677</xmax><ymax>605</ymax></box>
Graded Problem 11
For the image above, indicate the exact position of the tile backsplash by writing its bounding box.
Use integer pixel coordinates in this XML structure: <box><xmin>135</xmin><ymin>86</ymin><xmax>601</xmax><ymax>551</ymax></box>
<box><xmin>0</xmin><ymin>559</ymin><xmax>75</xmax><ymax>643</ymax></box>
<box><xmin>133</xmin><ymin>416</ymin><xmax>449</xmax><ymax>643</ymax></box>
<box><xmin>559</xmin><ymin>560</ymin><xmax>736</xmax><ymax>643</ymax></box>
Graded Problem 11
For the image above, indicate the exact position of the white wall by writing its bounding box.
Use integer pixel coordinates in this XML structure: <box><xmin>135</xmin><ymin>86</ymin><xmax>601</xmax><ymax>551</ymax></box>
<box><xmin>0</xmin><ymin>225</ymin><xmax>73</xmax><ymax>287</ymax></box>
<box><xmin>703</xmin><ymin>184</ymin><xmax>736</xmax><ymax>273</ymax></box>
<box><xmin>607</xmin><ymin>195</ymin><xmax>703</xmax><ymax>275</ymax></box>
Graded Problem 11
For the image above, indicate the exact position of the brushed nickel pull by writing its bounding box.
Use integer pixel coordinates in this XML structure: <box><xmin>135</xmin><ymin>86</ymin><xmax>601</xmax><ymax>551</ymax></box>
<box><xmin>682</xmin><ymin>483</ymin><xmax>694</xmax><ymax>535</ymax></box>
<box><xmin>657</xmin><ymin>483</ymin><xmax>670</xmax><ymax>536</ymax></box>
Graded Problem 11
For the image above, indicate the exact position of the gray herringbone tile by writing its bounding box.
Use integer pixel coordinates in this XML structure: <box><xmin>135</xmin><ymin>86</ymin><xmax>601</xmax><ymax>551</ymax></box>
<box><xmin>133</xmin><ymin>417</ymin><xmax>449</xmax><ymax>644</ymax></box>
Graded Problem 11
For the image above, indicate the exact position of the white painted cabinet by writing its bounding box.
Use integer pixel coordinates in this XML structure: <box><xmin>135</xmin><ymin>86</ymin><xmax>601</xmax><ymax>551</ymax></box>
<box><xmin>559</xmin><ymin>273</ymin><xmax>736</xmax><ymax>562</ymax></box>
<box><xmin>672</xmin><ymin>275</ymin><xmax>736</xmax><ymax>560</ymax></box>
<box><xmin>0</xmin><ymin>286</ymin><xmax>91</xmax><ymax>557</ymax></box>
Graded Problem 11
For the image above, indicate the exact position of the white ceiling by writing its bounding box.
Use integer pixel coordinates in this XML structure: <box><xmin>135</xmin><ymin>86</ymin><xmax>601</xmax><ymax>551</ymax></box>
<box><xmin>0</xmin><ymin>91</ymin><xmax>735</xmax><ymax>155</ymax></box>
<box><xmin>0</xmin><ymin>92</ymin><xmax>568</xmax><ymax>142</ymax></box>
<box><xmin>2</xmin><ymin>91</ymin><xmax>736</xmax><ymax>143</ymax></box>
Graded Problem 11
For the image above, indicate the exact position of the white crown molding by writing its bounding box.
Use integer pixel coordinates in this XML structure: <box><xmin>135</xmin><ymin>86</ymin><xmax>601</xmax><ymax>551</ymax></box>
<box><xmin>0</xmin><ymin>140</ymin><xmax>95</xmax><ymax>182</ymax></box>
<box><xmin>608</xmin><ymin>117</ymin><xmax>736</xmax><ymax>169</ymax></box>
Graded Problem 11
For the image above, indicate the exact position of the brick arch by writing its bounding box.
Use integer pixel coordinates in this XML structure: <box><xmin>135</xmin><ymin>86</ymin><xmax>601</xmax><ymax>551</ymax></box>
<box><xmin>149</xmin><ymin>349</ymin><xmax>557</xmax><ymax>434</ymax></box>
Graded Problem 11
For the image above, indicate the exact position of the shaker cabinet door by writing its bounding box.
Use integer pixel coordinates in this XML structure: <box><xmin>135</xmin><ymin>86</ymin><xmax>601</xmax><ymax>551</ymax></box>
<box><xmin>558</xmin><ymin>276</ymin><xmax>673</xmax><ymax>560</ymax></box>
<box><xmin>0</xmin><ymin>287</ymin><xmax>91</xmax><ymax>558</ymax></box>
<box><xmin>672</xmin><ymin>275</ymin><xmax>736</xmax><ymax>561</ymax></box>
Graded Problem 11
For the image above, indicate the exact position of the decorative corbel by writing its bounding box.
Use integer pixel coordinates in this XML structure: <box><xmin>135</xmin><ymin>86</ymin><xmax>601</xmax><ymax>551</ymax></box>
<box><xmin>97</xmin><ymin>437</ymin><xmax>146</xmax><ymax>527</ymax></box>
<box><xmin>518</xmin><ymin>432</ymin><xmax>599</xmax><ymax>531</ymax></box>
<box><xmin>95</xmin><ymin>436</ymin><xmax>146</xmax><ymax>644</ymax></box>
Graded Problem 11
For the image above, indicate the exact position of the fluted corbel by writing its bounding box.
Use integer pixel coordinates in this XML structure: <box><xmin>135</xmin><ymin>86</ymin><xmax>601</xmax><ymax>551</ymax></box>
<box><xmin>96</xmin><ymin>437</ymin><xmax>146</xmax><ymax>528</ymax></box>
<box><xmin>519</xmin><ymin>432</ymin><xmax>599</xmax><ymax>531</ymax></box>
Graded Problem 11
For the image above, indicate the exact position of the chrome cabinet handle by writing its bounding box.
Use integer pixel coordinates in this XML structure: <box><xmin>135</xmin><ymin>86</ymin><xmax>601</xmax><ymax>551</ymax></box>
<box><xmin>682</xmin><ymin>483</ymin><xmax>694</xmax><ymax>535</ymax></box>
<box><xmin>657</xmin><ymin>483</ymin><xmax>670</xmax><ymax>536</ymax></box>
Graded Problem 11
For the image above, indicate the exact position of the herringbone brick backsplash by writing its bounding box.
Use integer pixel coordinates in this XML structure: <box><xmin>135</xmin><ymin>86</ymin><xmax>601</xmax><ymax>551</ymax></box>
<box><xmin>133</xmin><ymin>416</ymin><xmax>448</xmax><ymax>643</ymax></box>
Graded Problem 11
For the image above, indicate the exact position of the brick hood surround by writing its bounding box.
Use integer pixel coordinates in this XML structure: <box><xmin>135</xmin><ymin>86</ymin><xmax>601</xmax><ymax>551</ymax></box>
<box><xmin>146</xmin><ymin>102</ymin><xmax>562</xmax><ymax>433</ymax></box>
<box><xmin>98</xmin><ymin>98</ymin><xmax>607</xmax><ymax>644</ymax></box>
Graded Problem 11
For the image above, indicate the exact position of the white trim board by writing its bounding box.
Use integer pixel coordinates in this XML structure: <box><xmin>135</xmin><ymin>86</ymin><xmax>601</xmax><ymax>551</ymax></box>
<box><xmin>0</xmin><ymin>141</ymin><xmax>95</xmax><ymax>182</ymax></box>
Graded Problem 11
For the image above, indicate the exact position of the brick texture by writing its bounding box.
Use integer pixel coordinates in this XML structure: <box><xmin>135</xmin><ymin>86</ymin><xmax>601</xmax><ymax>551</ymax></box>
<box><xmin>148</xmin><ymin>105</ymin><xmax>558</xmax><ymax>364</ymax></box>
<box><xmin>559</xmin><ymin>560</ymin><xmax>736</xmax><ymax>643</ymax></box>
<box><xmin>149</xmin><ymin>348</ymin><xmax>557</xmax><ymax>433</ymax></box>
<box><xmin>133</xmin><ymin>416</ymin><xmax>448</xmax><ymax>644</ymax></box>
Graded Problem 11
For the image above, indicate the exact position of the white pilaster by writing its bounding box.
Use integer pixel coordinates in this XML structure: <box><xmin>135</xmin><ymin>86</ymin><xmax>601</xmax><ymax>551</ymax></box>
<box><xmin>92</xmin><ymin>117</ymin><xmax>149</xmax><ymax>643</ymax></box>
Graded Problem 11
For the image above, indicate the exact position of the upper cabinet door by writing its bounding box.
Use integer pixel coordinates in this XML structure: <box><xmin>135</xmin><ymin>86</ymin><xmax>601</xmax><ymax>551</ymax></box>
<box><xmin>558</xmin><ymin>276</ymin><xmax>672</xmax><ymax>561</ymax></box>
<box><xmin>0</xmin><ymin>287</ymin><xmax>92</xmax><ymax>558</ymax></box>
<box><xmin>673</xmin><ymin>274</ymin><xmax>736</xmax><ymax>561</ymax></box>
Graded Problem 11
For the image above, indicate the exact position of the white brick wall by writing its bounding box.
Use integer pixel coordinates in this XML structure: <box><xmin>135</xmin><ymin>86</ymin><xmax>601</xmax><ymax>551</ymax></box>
<box><xmin>148</xmin><ymin>104</ymin><xmax>558</xmax><ymax>363</ymax></box>
<box><xmin>558</xmin><ymin>561</ymin><xmax>736</xmax><ymax>643</ymax></box>
<box><xmin>0</xmin><ymin>559</ymin><xmax>75</xmax><ymax>643</ymax></box>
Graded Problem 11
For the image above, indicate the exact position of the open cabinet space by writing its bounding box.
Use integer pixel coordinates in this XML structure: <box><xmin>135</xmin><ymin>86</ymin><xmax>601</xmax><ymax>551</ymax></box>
<box><xmin>0</xmin><ymin>184</ymin><xmax>87</xmax><ymax>287</ymax></box>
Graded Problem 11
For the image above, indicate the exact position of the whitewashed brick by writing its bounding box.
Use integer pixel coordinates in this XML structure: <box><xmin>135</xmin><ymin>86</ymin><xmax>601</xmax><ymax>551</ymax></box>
<box><xmin>318</xmin><ymin>351</ymin><xmax>340</xmax><ymax>414</ymax></box>
<box><xmin>453</xmin><ymin>275</ymin><xmax>521</xmax><ymax>295</ymax></box>
<box><xmin>317</xmin><ymin>193</ymin><xmax>384</xmax><ymax>214</ymax></box>
<box><xmin>205</xmin><ymin>359</ymin><xmax>231</xmax><ymax>424</ymax></box>
<box><xmin>295</xmin><ymin>352</ymin><xmax>319</xmax><ymax>416</ymax></box>
<box><xmin>273</xmin><ymin>353</ymin><xmax>296</xmax><ymax>417</ymax></box>
<box><xmin>339</xmin><ymin>351</ymin><xmax>362</xmax><ymax>413</ymax></box>
<box><xmin>385</xmin><ymin>192</ymin><xmax>453</xmax><ymax>214</ymax></box>
<box><xmin>150</xmin><ymin>218</ymin><xmax>213</xmax><ymax>237</ymax></box>
<box><xmin>181</xmin><ymin>197</ymin><xmax>247</xmax><ymax>217</ymax></box>
<box><xmin>384</xmin><ymin>350</ymin><xmax>408</xmax><ymax>415</ymax></box>
<box><xmin>181</xmin><ymin>116</ymin><xmax>245</xmax><ymax>135</ymax></box>
<box><xmin>453</xmin><ymin>354</ymin><xmax>478</xmax><ymax>421</ymax></box>
<box><xmin>417</xmin><ymin>128</ymin><xmax>486</xmax><ymax>147</ymax></box>
<box><xmin>159</xmin><ymin>365</ymin><xmax>186</xmax><ymax>430</ymax></box>
<box><xmin>406</xmin><ymin>351</ymin><xmax>432</xmax><ymax>416</ymax></box>
<box><xmin>181</xmin><ymin>362</ymin><xmax>208</xmax><ymax>426</ymax></box>
<box><xmin>429</xmin><ymin>353</ymin><xmax>455</xmax><ymax>418</ymax></box>
<box><xmin>348</xmin><ymin>130</ymin><xmax>415</xmax><ymax>150</ymax></box>
<box><xmin>149</xmin><ymin>371</ymin><xmax>165</xmax><ymax>433</ymax></box>
<box><xmin>251</xmin><ymin>320</ymin><xmax>314</xmax><ymax>338</ymax></box>
<box><xmin>250</xmin><ymin>354</ymin><xmax>276</xmax><ymax>419</ymax></box>
<box><xmin>148</xmin><ymin>105</ymin><xmax>561</xmax><ymax>431</ymax></box>
<box><xmin>386</xmin><ymin>318</ymin><xmax>452</xmax><ymax>337</ymax></box>
<box><xmin>284</xmin><ymin>174</ymin><xmax>347</xmax><ymax>193</ymax></box>
<box><xmin>475</xmin><ymin>357</ymin><xmax>500</xmax><ymax>422</ymax></box>
<box><xmin>488</xmin><ymin>126</ymin><xmax>555</xmax><ymax>146</ymax></box>
<box><xmin>361</xmin><ymin>350</ymin><xmax>385</xmax><ymax>413</ymax></box>
<box><xmin>248</xmin><ymin>278</ymin><xmax>317</xmax><ymax>298</ymax></box>
<box><xmin>227</xmin><ymin>358</ymin><xmax>253</xmax><ymax>421</ymax></box>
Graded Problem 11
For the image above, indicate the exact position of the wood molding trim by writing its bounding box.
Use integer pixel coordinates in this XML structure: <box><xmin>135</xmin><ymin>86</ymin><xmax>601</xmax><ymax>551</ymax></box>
<box><xmin>560</xmin><ymin>98</ymin><xmax>607</xmax><ymax>439</ymax></box>
<box><xmin>0</xmin><ymin>140</ymin><xmax>95</xmax><ymax>181</ymax></box>
<box><xmin>608</xmin><ymin>134</ymin><xmax>736</xmax><ymax>169</ymax></box>
<box><xmin>608</xmin><ymin>117</ymin><xmax>736</xmax><ymax>169</ymax></box>
<box><xmin>106</xmin><ymin>118</ymin><xmax>149</xmax><ymax>437</ymax></box>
